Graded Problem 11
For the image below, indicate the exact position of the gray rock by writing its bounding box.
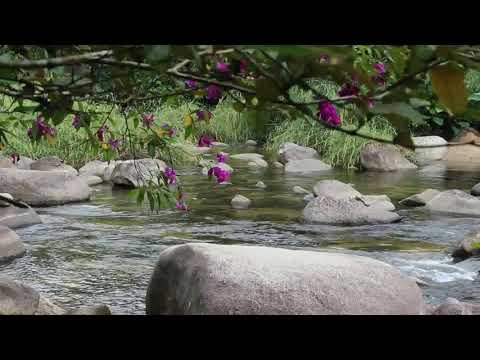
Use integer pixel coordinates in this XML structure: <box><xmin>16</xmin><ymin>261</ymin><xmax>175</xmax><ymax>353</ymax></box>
<box><xmin>211</xmin><ymin>142</ymin><xmax>229</xmax><ymax>148</ymax></box>
<box><xmin>313</xmin><ymin>180</ymin><xmax>361</xmax><ymax>199</ymax></box>
<box><xmin>425</xmin><ymin>189</ymin><xmax>480</xmax><ymax>216</ymax></box>
<box><xmin>419</xmin><ymin>162</ymin><xmax>447</xmax><ymax>175</ymax></box>
<box><xmin>303</xmin><ymin>193</ymin><xmax>315</xmax><ymax>203</ymax></box>
<box><xmin>413</xmin><ymin>136</ymin><xmax>448</xmax><ymax>165</ymax></box>
<box><xmin>399</xmin><ymin>189</ymin><xmax>441</xmax><ymax>207</ymax></box>
<box><xmin>471</xmin><ymin>183</ymin><xmax>480</xmax><ymax>196</ymax></box>
<box><xmin>293</xmin><ymin>186</ymin><xmax>310</xmax><ymax>194</ymax></box>
<box><xmin>79</xmin><ymin>160</ymin><xmax>108</xmax><ymax>178</ymax></box>
<box><xmin>273</xmin><ymin>161</ymin><xmax>284</xmax><ymax>169</ymax></box>
<box><xmin>454</xmin><ymin>257</ymin><xmax>480</xmax><ymax>274</ymax></box>
<box><xmin>146</xmin><ymin>243</ymin><xmax>426</xmax><ymax>315</ymax></box>
<box><xmin>0</xmin><ymin>205</ymin><xmax>42</xmax><ymax>229</ymax></box>
<box><xmin>284</xmin><ymin>159</ymin><xmax>332</xmax><ymax>174</ymax></box>
<box><xmin>230</xmin><ymin>153</ymin><xmax>264</xmax><ymax>161</ymax></box>
<box><xmin>0</xmin><ymin>156</ymin><xmax>16</xmax><ymax>168</ymax></box>
<box><xmin>452</xmin><ymin>229</ymin><xmax>480</xmax><ymax>261</ymax></box>
<box><xmin>360</xmin><ymin>143</ymin><xmax>417</xmax><ymax>172</ymax></box>
<box><xmin>430</xmin><ymin>298</ymin><xmax>480</xmax><ymax>315</ymax></box>
<box><xmin>111</xmin><ymin>158</ymin><xmax>167</xmax><ymax>188</ymax></box>
<box><xmin>247</xmin><ymin>158</ymin><xmax>268</xmax><ymax>168</ymax></box>
<box><xmin>0</xmin><ymin>278</ymin><xmax>64</xmax><ymax>315</ymax></box>
<box><xmin>30</xmin><ymin>156</ymin><xmax>78</xmax><ymax>176</ymax></box>
<box><xmin>0</xmin><ymin>226</ymin><xmax>25</xmax><ymax>262</ymax></box>
<box><xmin>0</xmin><ymin>192</ymin><xmax>13</xmax><ymax>207</ymax></box>
<box><xmin>256</xmin><ymin>181</ymin><xmax>267</xmax><ymax>189</ymax></box>
<box><xmin>303</xmin><ymin>196</ymin><xmax>401</xmax><ymax>225</ymax></box>
<box><xmin>245</xmin><ymin>140</ymin><xmax>257</xmax><ymax>146</ymax></box>
<box><xmin>278</xmin><ymin>143</ymin><xmax>319</xmax><ymax>164</ymax></box>
<box><xmin>0</xmin><ymin>168</ymin><xmax>91</xmax><ymax>206</ymax></box>
<box><xmin>80</xmin><ymin>175</ymin><xmax>103</xmax><ymax>186</ymax></box>
<box><xmin>358</xmin><ymin>195</ymin><xmax>396</xmax><ymax>212</ymax></box>
<box><xmin>66</xmin><ymin>304</ymin><xmax>112</xmax><ymax>315</ymax></box>
<box><xmin>102</xmin><ymin>161</ymin><xmax>117</xmax><ymax>182</ymax></box>
<box><xmin>15</xmin><ymin>156</ymin><xmax>34</xmax><ymax>170</ymax></box>
<box><xmin>231</xmin><ymin>195</ymin><xmax>251</xmax><ymax>209</ymax></box>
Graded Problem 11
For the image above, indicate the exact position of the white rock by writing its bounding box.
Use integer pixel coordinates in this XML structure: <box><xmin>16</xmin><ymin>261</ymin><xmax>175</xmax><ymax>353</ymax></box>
<box><xmin>231</xmin><ymin>195</ymin><xmax>251</xmax><ymax>209</ymax></box>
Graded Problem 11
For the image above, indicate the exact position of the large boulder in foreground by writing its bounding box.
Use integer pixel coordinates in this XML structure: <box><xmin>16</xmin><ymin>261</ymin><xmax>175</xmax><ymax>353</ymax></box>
<box><xmin>146</xmin><ymin>243</ymin><xmax>426</xmax><ymax>315</ymax></box>
<box><xmin>424</xmin><ymin>189</ymin><xmax>480</xmax><ymax>216</ymax></box>
<box><xmin>30</xmin><ymin>156</ymin><xmax>78</xmax><ymax>176</ymax></box>
<box><xmin>413</xmin><ymin>136</ymin><xmax>448</xmax><ymax>165</ymax></box>
<box><xmin>278</xmin><ymin>143</ymin><xmax>319</xmax><ymax>164</ymax></box>
<box><xmin>0</xmin><ymin>168</ymin><xmax>91</xmax><ymax>206</ymax></box>
<box><xmin>0</xmin><ymin>205</ymin><xmax>42</xmax><ymax>229</ymax></box>
<box><xmin>111</xmin><ymin>158</ymin><xmax>167</xmax><ymax>188</ymax></box>
<box><xmin>0</xmin><ymin>226</ymin><xmax>25</xmax><ymax>262</ymax></box>
<box><xmin>284</xmin><ymin>159</ymin><xmax>332</xmax><ymax>174</ymax></box>
<box><xmin>360</xmin><ymin>143</ymin><xmax>417</xmax><ymax>172</ymax></box>
<box><xmin>303</xmin><ymin>196</ymin><xmax>400</xmax><ymax>225</ymax></box>
<box><xmin>0</xmin><ymin>278</ymin><xmax>64</xmax><ymax>315</ymax></box>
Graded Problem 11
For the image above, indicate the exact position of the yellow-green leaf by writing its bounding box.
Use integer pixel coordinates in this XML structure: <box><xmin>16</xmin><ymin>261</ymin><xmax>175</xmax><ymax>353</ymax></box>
<box><xmin>183</xmin><ymin>115</ymin><xmax>193</xmax><ymax>127</ymax></box>
<box><xmin>430</xmin><ymin>63</ymin><xmax>468</xmax><ymax>116</ymax></box>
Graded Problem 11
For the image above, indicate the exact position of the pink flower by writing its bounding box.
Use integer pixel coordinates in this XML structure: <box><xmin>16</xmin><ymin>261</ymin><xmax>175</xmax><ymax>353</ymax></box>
<box><xmin>11</xmin><ymin>153</ymin><xmax>20</xmax><ymax>164</ymax></box>
<box><xmin>216</xmin><ymin>152</ymin><xmax>227</xmax><ymax>163</ymax></box>
<box><xmin>338</xmin><ymin>83</ymin><xmax>359</xmax><ymax>97</ymax></box>
<box><xmin>205</xmin><ymin>84</ymin><xmax>222</xmax><ymax>104</ymax></box>
<box><xmin>196</xmin><ymin>110</ymin><xmax>213</xmax><ymax>121</ymax></box>
<box><xmin>317</xmin><ymin>101</ymin><xmax>341</xmax><ymax>126</ymax></box>
<box><xmin>239</xmin><ymin>59</ymin><xmax>248</xmax><ymax>73</ymax></box>
<box><xmin>198</xmin><ymin>134</ymin><xmax>213</xmax><ymax>147</ymax></box>
<box><xmin>27</xmin><ymin>128</ymin><xmax>33</xmax><ymax>138</ymax></box>
<box><xmin>208</xmin><ymin>166</ymin><xmax>231</xmax><ymax>183</ymax></box>
<box><xmin>72</xmin><ymin>115</ymin><xmax>81</xmax><ymax>129</ymax></box>
<box><xmin>373</xmin><ymin>62</ymin><xmax>386</xmax><ymax>75</ymax></box>
<box><xmin>142</xmin><ymin>114</ymin><xmax>155</xmax><ymax>128</ymax></box>
<box><xmin>216</xmin><ymin>61</ymin><xmax>230</xmax><ymax>73</ymax></box>
<box><xmin>164</xmin><ymin>167</ymin><xmax>177</xmax><ymax>185</ymax></box>
<box><xmin>108</xmin><ymin>138</ymin><xmax>120</xmax><ymax>149</ymax></box>
<box><xmin>96</xmin><ymin>124</ymin><xmax>108</xmax><ymax>142</ymax></box>
<box><xmin>33</xmin><ymin>116</ymin><xmax>55</xmax><ymax>136</ymax></box>
<box><xmin>319</xmin><ymin>53</ymin><xmax>330</xmax><ymax>63</ymax></box>
<box><xmin>185</xmin><ymin>79</ymin><xmax>197</xmax><ymax>89</ymax></box>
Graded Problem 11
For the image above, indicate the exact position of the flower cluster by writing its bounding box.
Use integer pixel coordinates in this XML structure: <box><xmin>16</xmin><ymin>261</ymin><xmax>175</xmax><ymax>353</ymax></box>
<box><xmin>11</xmin><ymin>153</ymin><xmax>20</xmax><ymax>164</ymax></box>
<box><xmin>142</xmin><ymin>114</ymin><xmax>155</xmax><ymax>128</ymax></box>
<box><xmin>205</xmin><ymin>84</ymin><xmax>222</xmax><ymax>104</ymax></box>
<box><xmin>164</xmin><ymin>167</ymin><xmax>177</xmax><ymax>185</ymax></box>
<box><xmin>27</xmin><ymin>116</ymin><xmax>56</xmax><ymax>139</ymax></box>
<box><xmin>175</xmin><ymin>193</ymin><xmax>188</xmax><ymax>211</ymax></box>
<box><xmin>108</xmin><ymin>138</ymin><xmax>120</xmax><ymax>149</ymax></box>
<box><xmin>208</xmin><ymin>166</ymin><xmax>231</xmax><ymax>183</ymax></box>
<box><xmin>185</xmin><ymin>79</ymin><xmax>197</xmax><ymax>89</ymax></box>
<box><xmin>196</xmin><ymin>110</ymin><xmax>213</xmax><ymax>121</ymax></box>
<box><xmin>338</xmin><ymin>82</ymin><xmax>360</xmax><ymax>97</ymax></box>
<box><xmin>216</xmin><ymin>152</ymin><xmax>227</xmax><ymax>163</ymax></box>
<box><xmin>216</xmin><ymin>61</ymin><xmax>230</xmax><ymax>73</ymax></box>
<box><xmin>317</xmin><ymin>101</ymin><xmax>341</xmax><ymax>126</ymax></box>
<box><xmin>371</xmin><ymin>62</ymin><xmax>387</xmax><ymax>86</ymax></box>
<box><xmin>198</xmin><ymin>134</ymin><xmax>213</xmax><ymax>147</ymax></box>
<box><xmin>160</xmin><ymin>123</ymin><xmax>176</xmax><ymax>137</ymax></box>
<box><xmin>96</xmin><ymin>124</ymin><xmax>108</xmax><ymax>142</ymax></box>
<box><xmin>72</xmin><ymin>114</ymin><xmax>82</xmax><ymax>129</ymax></box>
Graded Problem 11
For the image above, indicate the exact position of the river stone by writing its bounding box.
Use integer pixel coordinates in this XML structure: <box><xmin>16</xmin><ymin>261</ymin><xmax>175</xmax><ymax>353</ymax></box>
<box><xmin>245</xmin><ymin>140</ymin><xmax>257</xmax><ymax>146</ymax></box>
<box><xmin>430</xmin><ymin>298</ymin><xmax>480</xmax><ymax>315</ymax></box>
<box><xmin>66</xmin><ymin>304</ymin><xmax>112</xmax><ymax>315</ymax></box>
<box><xmin>452</xmin><ymin>229</ymin><xmax>480</xmax><ymax>262</ymax></box>
<box><xmin>231</xmin><ymin>195</ymin><xmax>251</xmax><ymax>209</ymax></box>
<box><xmin>399</xmin><ymin>189</ymin><xmax>441</xmax><ymax>207</ymax></box>
<box><xmin>30</xmin><ymin>156</ymin><xmax>78</xmax><ymax>176</ymax></box>
<box><xmin>102</xmin><ymin>161</ymin><xmax>117</xmax><ymax>182</ymax></box>
<box><xmin>111</xmin><ymin>158</ymin><xmax>167</xmax><ymax>188</ymax></box>
<box><xmin>146</xmin><ymin>243</ymin><xmax>426</xmax><ymax>315</ymax></box>
<box><xmin>79</xmin><ymin>160</ymin><xmax>108</xmax><ymax>178</ymax></box>
<box><xmin>80</xmin><ymin>175</ymin><xmax>103</xmax><ymax>186</ymax></box>
<box><xmin>0</xmin><ymin>168</ymin><xmax>91</xmax><ymax>206</ymax></box>
<box><xmin>278</xmin><ymin>142</ymin><xmax>319</xmax><ymax>164</ymax></box>
<box><xmin>471</xmin><ymin>183</ymin><xmax>480</xmax><ymax>196</ymax></box>
<box><xmin>211</xmin><ymin>142</ymin><xmax>229</xmax><ymax>148</ymax></box>
<box><xmin>303</xmin><ymin>196</ymin><xmax>401</xmax><ymax>225</ymax></box>
<box><xmin>247</xmin><ymin>158</ymin><xmax>268</xmax><ymax>168</ymax></box>
<box><xmin>230</xmin><ymin>153</ymin><xmax>264</xmax><ymax>161</ymax></box>
<box><xmin>284</xmin><ymin>159</ymin><xmax>332</xmax><ymax>174</ymax></box>
<box><xmin>453</xmin><ymin>128</ymin><xmax>480</xmax><ymax>143</ymax></box>
<box><xmin>313</xmin><ymin>180</ymin><xmax>361</xmax><ymax>199</ymax></box>
<box><xmin>0</xmin><ymin>192</ymin><xmax>13</xmax><ymax>207</ymax></box>
<box><xmin>256</xmin><ymin>181</ymin><xmax>267</xmax><ymax>189</ymax></box>
<box><xmin>0</xmin><ymin>278</ymin><xmax>64</xmax><ymax>315</ymax></box>
<box><xmin>293</xmin><ymin>186</ymin><xmax>310</xmax><ymax>194</ymax></box>
<box><xmin>419</xmin><ymin>163</ymin><xmax>447</xmax><ymax>175</ymax></box>
<box><xmin>358</xmin><ymin>195</ymin><xmax>395</xmax><ymax>212</ymax></box>
<box><xmin>0</xmin><ymin>156</ymin><xmax>16</xmax><ymax>169</ymax></box>
<box><xmin>201</xmin><ymin>162</ymin><xmax>233</xmax><ymax>176</ymax></box>
<box><xmin>360</xmin><ymin>143</ymin><xmax>417</xmax><ymax>172</ymax></box>
<box><xmin>303</xmin><ymin>193</ymin><xmax>315</xmax><ymax>203</ymax></box>
<box><xmin>0</xmin><ymin>226</ymin><xmax>25</xmax><ymax>262</ymax></box>
<box><xmin>424</xmin><ymin>189</ymin><xmax>480</xmax><ymax>216</ymax></box>
<box><xmin>413</xmin><ymin>136</ymin><xmax>448</xmax><ymax>165</ymax></box>
<box><xmin>15</xmin><ymin>156</ymin><xmax>34</xmax><ymax>170</ymax></box>
<box><xmin>273</xmin><ymin>161</ymin><xmax>284</xmax><ymax>169</ymax></box>
<box><xmin>0</xmin><ymin>205</ymin><xmax>42</xmax><ymax>229</ymax></box>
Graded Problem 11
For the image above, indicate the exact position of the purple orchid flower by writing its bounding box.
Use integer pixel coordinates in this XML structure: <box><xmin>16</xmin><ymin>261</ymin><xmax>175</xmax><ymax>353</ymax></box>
<box><xmin>317</xmin><ymin>101</ymin><xmax>341</xmax><ymax>126</ymax></box>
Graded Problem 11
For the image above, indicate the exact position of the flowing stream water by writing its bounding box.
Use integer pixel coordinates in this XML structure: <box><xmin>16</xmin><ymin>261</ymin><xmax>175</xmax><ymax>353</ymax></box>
<box><xmin>2</xmin><ymin>147</ymin><xmax>480</xmax><ymax>314</ymax></box>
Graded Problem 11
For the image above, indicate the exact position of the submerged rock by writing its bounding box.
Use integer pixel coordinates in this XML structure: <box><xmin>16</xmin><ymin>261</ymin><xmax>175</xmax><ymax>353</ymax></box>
<box><xmin>66</xmin><ymin>304</ymin><xmax>112</xmax><ymax>315</ymax></box>
<box><xmin>278</xmin><ymin>143</ymin><xmax>319</xmax><ymax>164</ymax></box>
<box><xmin>146</xmin><ymin>243</ymin><xmax>426</xmax><ymax>315</ymax></box>
<box><xmin>399</xmin><ymin>189</ymin><xmax>441</xmax><ymax>207</ymax></box>
<box><xmin>303</xmin><ymin>196</ymin><xmax>400</xmax><ymax>225</ymax></box>
<box><xmin>360</xmin><ymin>143</ymin><xmax>417</xmax><ymax>172</ymax></box>
<box><xmin>452</xmin><ymin>229</ymin><xmax>480</xmax><ymax>262</ymax></box>
<box><xmin>0</xmin><ymin>205</ymin><xmax>42</xmax><ymax>229</ymax></box>
<box><xmin>231</xmin><ymin>195</ymin><xmax>251</xmax><ymax>209</ymax></box>
<box><xmin>284</xmin><ymin>159</ymin><xmax>332</xmax><ymax>174</ymax></box>
<box><xmin>0</xmin><ymin>226</ymin><xmax>25</xmax><ymax>262</ymax></box>
<box><xmin>0</xmin><ymin>168</ymin><xmax>91</xmax><ymax>206</ymax></box>
<box><xmin>230</xmin><ymin>153</ymin><xmax>264</xmax><ymax>161</ymax></box>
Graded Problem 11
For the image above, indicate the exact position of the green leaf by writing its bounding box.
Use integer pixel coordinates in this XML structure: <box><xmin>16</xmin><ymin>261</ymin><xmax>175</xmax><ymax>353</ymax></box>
<box><xmin>430</xmin><ymin>63</ymin><xmax>469</xmax><ymax>116</ymax></box>
<box><xmin>406</xmin><ymin>45</ymin><xmax>437</xmax><ymax>74</ymax></box>
<box><xmin>136</xmin><ymin>187</ymin><xmax>145</xmax><ymax>205</ymax></box>
<box><xmin>147</xmin><ymin>191</ymin><xmax>155</xmax><ymax>212</ymax></box>
<box><xmin>431</xmin><ymin>116</ymin><xmax>445</xmax><ymax>126</ymax></box>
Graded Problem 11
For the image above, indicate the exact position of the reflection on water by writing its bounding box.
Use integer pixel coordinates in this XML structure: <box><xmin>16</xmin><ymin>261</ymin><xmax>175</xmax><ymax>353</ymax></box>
<box><xmin>1</xmin><ymin>148</ymin><xmax>480</xmax><ymax>314</ymax></box>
